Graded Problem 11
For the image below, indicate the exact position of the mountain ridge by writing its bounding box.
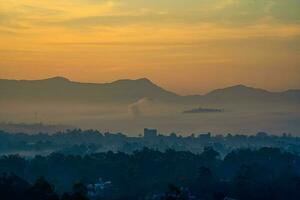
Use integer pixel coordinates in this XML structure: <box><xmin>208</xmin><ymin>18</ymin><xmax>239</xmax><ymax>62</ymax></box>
<box><xmin>0</xmin><ymin>77</ymin><xmax>179</xmax><ymax>104</ymax></box>
<box><xmin>0</xmin><ymin>77</ymin><xmax>299</xmax><ymax>105</ymax></box>
<box><xmin>1</xmin><ymin>77</ymin><xmax>298</xmax><ymax>93</ymax></box>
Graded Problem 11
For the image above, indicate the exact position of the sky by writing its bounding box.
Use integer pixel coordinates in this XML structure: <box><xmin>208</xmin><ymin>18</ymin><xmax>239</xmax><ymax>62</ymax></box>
<box><xmin>0</xmin><ymin>0</ymin><xmax>300</xmax><ymax>94</ymax></box>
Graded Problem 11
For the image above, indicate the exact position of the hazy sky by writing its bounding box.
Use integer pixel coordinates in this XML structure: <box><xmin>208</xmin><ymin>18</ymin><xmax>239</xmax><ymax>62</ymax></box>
<box><xmin>0</xmin><ymin>0</ymin><xmax>300</xmax><ymax>94</ymax></box>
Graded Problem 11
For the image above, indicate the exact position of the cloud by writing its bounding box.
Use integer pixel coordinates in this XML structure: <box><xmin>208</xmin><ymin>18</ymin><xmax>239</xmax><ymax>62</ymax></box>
<box><xmin>28</xmin><ymin>0</ymin><xmax>299</xmax><ymax>32</ymax></box>
<box><xmin>48</xmin><ymin>13</ymin><xmax>175</xmax><ymax>28</ymax></box>
<box><xmin>1</xmin><ymin>0</ymin><xmax>300</xmax><ymax>33</ymax></box>
<box><xmin>0</xmin><ymin>29</ymin><xmax>18</xmax><ymax>35</ymax></box>
<box><xmin>1</xmin><ymin>0</ymin><xmax>300</xmax><ymax>54</ymax></box>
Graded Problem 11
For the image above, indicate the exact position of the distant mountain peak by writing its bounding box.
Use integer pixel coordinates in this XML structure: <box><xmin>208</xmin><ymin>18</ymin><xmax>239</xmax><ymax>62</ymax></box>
<box><xmin>230</xmin><ymin>84</ymin><xmax>249</xmax><ymax>89</ymax></box>
<box><xmin>113</xmin><ymin>77</ymin><xmax>151</xmax><ymax>82</ymax></box>
<box><xmin>135</xmin><ymin>77</ymin><xmax>150</xmax><ymax>82</ymax></box>
<box><xmin>44</xmin><ymin>76</ymin><xmax>70</xmax><ymax>82</ymax></box>
<box><xmin>134</xmin><ymin>78</ymin><xmax>156</xmax><ymax>85</ymax></box>
<box><xmin>110</xmin><ymin>77</ymin><xmax>155</xmax><ymax>86</ymax></box>
<box><xmin>225</xmin><ymin>84</ymin><xmax>262</xmax><ymax>92</ymax></box>
<box><xmin>207</xmin><ymin>84</ymin><xmax>268</xmax><ymax>95</ymax></box>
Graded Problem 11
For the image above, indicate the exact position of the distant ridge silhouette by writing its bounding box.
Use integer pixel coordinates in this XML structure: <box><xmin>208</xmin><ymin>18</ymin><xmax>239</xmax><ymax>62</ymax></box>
<box><xmin>0</xmin><ymin>77</ymin><xmax>299</xmax><ymax>104</ymax></box>
<box><xmin>0</xmin><ymin>77</ymin><xmax>178</xmax><ymax>104</ymax></box>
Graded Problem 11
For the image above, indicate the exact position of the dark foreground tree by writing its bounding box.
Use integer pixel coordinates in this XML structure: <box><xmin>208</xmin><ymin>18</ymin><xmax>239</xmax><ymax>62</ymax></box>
<box><xmin>25</xmin><ymin>177</ymin><xmax>59</xmax><ymax>200</ymax></box>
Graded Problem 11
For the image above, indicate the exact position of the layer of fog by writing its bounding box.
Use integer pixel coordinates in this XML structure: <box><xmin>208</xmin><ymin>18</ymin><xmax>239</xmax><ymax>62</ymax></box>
<box><xmin>0</xmin><ymin>99</ymin><xmax>299</xmax><ymax>136</ymax></box>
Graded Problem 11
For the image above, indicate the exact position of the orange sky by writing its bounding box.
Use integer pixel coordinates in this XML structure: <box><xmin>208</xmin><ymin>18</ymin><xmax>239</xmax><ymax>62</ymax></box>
<box><xmin>1</xmin><ymin>0</ymin><xmax>300</xmax><ymax>94</ymax></box>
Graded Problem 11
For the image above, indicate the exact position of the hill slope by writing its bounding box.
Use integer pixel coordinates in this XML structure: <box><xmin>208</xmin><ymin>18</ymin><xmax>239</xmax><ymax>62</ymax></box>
<box><xmin>0</xmin><ymin>77</ymin><xmax>299</xmax><ymax>105</ymax></box>
<box><xmin>0</xmin><ymin>77</ymin><xmax>179</xmax><ymax>104</ymax></box>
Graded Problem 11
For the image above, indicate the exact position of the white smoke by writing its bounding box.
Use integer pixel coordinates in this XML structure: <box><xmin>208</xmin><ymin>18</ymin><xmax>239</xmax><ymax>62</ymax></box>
<box><xmin>128</xmin><ymin>97</ymin><xmax>156</xmax><ymax>117</ymax></box>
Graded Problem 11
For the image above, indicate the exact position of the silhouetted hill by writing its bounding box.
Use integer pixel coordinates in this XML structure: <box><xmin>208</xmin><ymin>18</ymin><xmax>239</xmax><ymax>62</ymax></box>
<box><xmin>202</xmin><ymin>84</ymin><xmax>300</xmax><ymax>104</ymax></box>
<box><xmin>0</xmin><ymin>77</ymin><xmax>179</xmax><ymax>104</ymax></box>
<box><xmin>208</xmin><ymin>84</ymin><xmax>268</xmax><ymax>96</ymax></box>
<box><xmin>202</xmin><ymin>84</ymin><xmax>274</xmax><ymax>104</ymax></box>
<box><xmin>0</xmin><ymin>77</ymin><xmax>299</xmax><ymax>105</ymax></box>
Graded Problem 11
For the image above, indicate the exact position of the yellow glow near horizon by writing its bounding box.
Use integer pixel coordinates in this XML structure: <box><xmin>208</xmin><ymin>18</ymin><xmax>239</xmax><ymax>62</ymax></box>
<box><xmin>1</xmin><ymin>0</ymin><xmax>300</xmax><ymax>94</ymax></box>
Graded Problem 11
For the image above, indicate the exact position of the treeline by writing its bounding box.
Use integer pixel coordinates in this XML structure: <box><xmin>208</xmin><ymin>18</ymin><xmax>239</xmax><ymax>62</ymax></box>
<box><xmin>0</xmin><ymin>174</ymin><xmax>88</xmax><ymax>200</ymax></box>
<box><xmin>1</xmin><ymin>147</ymin><xmax>300</xmax><ymax>200</ymax></box>
<box><xmin>1</xmin><ymin>129</ymin><xmax>300</xmax><ymax>156</ymax></box>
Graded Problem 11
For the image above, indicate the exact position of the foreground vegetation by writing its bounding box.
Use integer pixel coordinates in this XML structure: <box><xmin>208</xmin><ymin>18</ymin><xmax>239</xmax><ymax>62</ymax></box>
<box><xmin>1</xmin><ymin>147</ymin><xmax>300</xmax><ymax>200</ymax></box>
